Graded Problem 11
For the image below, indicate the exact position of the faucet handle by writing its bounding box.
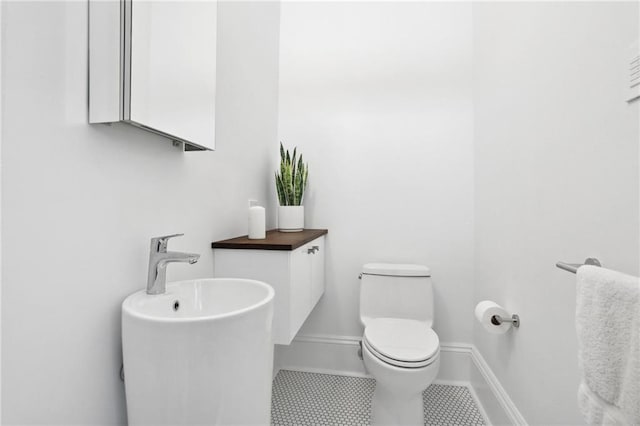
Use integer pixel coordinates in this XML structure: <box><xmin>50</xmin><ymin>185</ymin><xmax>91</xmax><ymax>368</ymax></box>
<box><xmin>150</xmin><ymin>233</ymin><xmax>184</xmax><ymax>252</ymax></box>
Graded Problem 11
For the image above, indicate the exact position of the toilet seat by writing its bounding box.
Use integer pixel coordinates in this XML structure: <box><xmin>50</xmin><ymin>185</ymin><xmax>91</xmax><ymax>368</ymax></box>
<box><xmin>363</xmin><ymin>318</ymin><xmax>439</xmax><ymax>369</ymax></box>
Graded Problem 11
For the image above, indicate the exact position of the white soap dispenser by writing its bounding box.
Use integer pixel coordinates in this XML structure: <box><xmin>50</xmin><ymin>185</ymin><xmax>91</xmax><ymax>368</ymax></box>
<box><xmin>248</xmin><ymin>200</ymin><xmax>266</xmax><ymax>239</ymax></box>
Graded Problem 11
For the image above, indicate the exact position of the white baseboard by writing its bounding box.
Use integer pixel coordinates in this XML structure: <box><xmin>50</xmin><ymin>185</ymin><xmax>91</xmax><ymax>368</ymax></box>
<box><xmin>274</xmin><ymin>333</ymin><xmax>367</xmax><ymax>378</ymax></box>
<box><xmin>469</xmin><ymin>345</ymin><xmax>527</xmax><ymax>426</ymax></box>
<box><xmin>274</xmin><ymin>333</ymin><xmax>527</xmax><ymax>426</ymax></box>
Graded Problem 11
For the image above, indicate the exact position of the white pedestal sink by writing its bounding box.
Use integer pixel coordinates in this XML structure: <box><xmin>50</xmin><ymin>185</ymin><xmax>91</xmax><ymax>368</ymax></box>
<box><xmin>122</xmin><ymin>278</ymin><xmax>274</xmax><ymax>425</ymax></box>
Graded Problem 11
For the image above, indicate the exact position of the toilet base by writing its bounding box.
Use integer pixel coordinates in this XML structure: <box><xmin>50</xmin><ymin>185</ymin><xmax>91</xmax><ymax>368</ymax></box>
<box><xmin>362</xmin><ymin>337</ymin><xmax>439</xmax><ymax>426</ymax></box>
<box><xmin>371</xmin><ymin>385</ymin><xmax>424</xmax><ymax>426</ymax></box>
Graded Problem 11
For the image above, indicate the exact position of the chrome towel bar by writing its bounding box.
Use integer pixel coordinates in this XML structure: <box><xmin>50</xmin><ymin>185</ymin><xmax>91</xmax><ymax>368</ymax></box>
<box><xmin>556</xmin><ymin>257</ymin><xmax>602</xmax><ymax>274</ymax></box>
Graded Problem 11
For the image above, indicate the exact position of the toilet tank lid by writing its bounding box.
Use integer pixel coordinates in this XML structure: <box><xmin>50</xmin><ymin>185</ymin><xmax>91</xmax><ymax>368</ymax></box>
<box><xmin>362</xmin><ymin>263</ymin><xmax>431</xmax><ymax>277</ymax></box>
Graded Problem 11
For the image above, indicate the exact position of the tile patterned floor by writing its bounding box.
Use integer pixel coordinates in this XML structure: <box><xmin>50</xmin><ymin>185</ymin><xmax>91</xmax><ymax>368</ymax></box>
<box><xmin>271</xmin><ymin>370</ymin><xmax>486</xmax><ymax>426</ymax></box>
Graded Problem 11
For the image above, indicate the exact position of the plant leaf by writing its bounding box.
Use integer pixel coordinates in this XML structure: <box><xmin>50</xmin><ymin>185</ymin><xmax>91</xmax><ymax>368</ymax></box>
<box><xmin>302</xmin><ymin>165</ymin><xmax>309</xmax><ymax>204</ymax></box>
<box><xmin>294</xmin><ymin>166</ymin><xmax>303</xmax><ymax>205</ymax></box>
<box><xmin>284</xmin><ymin>162</ymin><xmax>293</xmax><ymax>205</ymax></box>
<box><xmin>276</xmin><ymin>172</ymin><xmax>287</xmax><ymax>205</ymax></box>
<box><xmin>291</xmin><ymin>147</ymin><xmax>298</xmax><ymax>189</ymax></box>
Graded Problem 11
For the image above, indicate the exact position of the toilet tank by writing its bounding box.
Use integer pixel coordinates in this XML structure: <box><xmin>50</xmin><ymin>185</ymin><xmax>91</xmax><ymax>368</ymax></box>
<box><xmin>359</xmin><ymin>263</ymin><xmax>433</xmax><ymax>327</ymax></box>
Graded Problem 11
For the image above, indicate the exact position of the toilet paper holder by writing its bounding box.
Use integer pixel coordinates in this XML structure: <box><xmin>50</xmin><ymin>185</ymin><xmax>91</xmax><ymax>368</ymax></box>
<box><xmin>490</xmin><ymin>313</ymin><xmax>520</xmax><ymax>328</ymax></box>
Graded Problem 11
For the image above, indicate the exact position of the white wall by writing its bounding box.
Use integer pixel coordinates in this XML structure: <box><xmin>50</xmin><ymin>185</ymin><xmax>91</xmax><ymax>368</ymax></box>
<box><xmin>473</xmin><ymin>2</ymin><xmax>639</xmax><ymax>424</ymax></box>
<box><xmin>277</xmin><ymin>2</ymin><xmax>475</xmax><ymax>344</ymax></box>
<box><xmin>1</xmin><ymin>1</ymin><xmax>280</xmax><ymax>424</ymax></box>
<box><xmin>0</xmin><ymin>2</ymin><xmax>3</xmax><ymax>420</ymax></box>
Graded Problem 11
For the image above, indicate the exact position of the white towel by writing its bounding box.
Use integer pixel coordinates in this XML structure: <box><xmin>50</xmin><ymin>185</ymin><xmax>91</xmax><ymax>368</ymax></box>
<box><xmin>578</xmin><ymin>381</ymin><xmax>628</xmax><ymax>425</ymax></box>
<box><xmin>576</xmin><ymin>265</ymin><xmax>640</xmax><ymax>425</ymax></box>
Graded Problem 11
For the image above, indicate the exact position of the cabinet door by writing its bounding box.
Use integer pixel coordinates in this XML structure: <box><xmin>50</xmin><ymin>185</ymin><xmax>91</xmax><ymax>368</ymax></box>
<box><xmin>288</xmin><ymin>244</ymin><xmax>311</xmax><ymax>343</ymax></box>
<box><xmin>310</xmin><ymin>236</ymin><xmax>325</xmax><ymax>307</ymax></box>
<box><xmin>213</xmin><ymin>249</ymin><xmax>291</xmax><ymax>344</ymax></box>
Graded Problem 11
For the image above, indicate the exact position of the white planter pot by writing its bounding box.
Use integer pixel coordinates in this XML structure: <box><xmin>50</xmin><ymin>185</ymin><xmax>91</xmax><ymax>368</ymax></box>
<box><xmin>278</xmin><ymin>206</ymin><xmax>304</xmax><ymax>232</ymax></box>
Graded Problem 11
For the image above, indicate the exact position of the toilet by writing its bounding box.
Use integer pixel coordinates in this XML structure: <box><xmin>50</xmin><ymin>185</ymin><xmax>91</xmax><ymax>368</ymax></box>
<box><xmin>359</xmin><ymin>263</ymin><xmax>440</xmax><ymax>426</ymax></box>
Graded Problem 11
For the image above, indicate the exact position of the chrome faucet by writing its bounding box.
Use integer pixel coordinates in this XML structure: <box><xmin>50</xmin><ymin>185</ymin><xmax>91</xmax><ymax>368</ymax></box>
<box><xmin>147</xmin><ymin>234</ymin><xmax>200</xmax><ymax>295</ymax></box>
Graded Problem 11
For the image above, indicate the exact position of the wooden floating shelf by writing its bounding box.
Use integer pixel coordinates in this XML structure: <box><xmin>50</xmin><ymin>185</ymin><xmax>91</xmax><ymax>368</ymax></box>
<box><xmin>211</xmin><ymin>229</ymin><xmax>328</xmax><ymax>251</ymax></box>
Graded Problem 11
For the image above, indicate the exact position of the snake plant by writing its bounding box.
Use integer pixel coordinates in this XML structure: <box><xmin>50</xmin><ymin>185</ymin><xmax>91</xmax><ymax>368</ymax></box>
<box><xmin>275</xmin><ymin>142</ymin><xmax>309</xmax><ymax>206</ymax></box>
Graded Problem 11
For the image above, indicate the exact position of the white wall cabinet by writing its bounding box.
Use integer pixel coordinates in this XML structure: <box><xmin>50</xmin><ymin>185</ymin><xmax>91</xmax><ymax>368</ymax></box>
<box><xmin>212</xmin><ymin>230</ymin><xmax>327</xmax><ymax>345</ymax></box>
<box><xmin>89</xmin><ymin>0</ymin><xmax>217</xmax><ymax>151</ymax></box>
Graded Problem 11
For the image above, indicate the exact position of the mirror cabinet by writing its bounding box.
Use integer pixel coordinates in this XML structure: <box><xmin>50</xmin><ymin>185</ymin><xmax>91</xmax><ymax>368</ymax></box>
<box><xmin>89</xmin><ymin>0</ymin><xmax>217</xmax><ymax>151</ymax></box>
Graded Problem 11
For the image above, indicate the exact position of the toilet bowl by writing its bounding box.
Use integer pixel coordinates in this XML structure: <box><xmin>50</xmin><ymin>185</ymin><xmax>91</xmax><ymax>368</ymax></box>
<box><xmin>359</xmin><ymin>264</ymin><xmax>440</xmax><ymax>426</ymax></box>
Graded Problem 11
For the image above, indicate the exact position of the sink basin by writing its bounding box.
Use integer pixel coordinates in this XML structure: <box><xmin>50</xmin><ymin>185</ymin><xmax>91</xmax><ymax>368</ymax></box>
<box><xmin>122</xmin><ymin>278</ymin><xmax>275</xmax><ymax>425</ymax></box>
